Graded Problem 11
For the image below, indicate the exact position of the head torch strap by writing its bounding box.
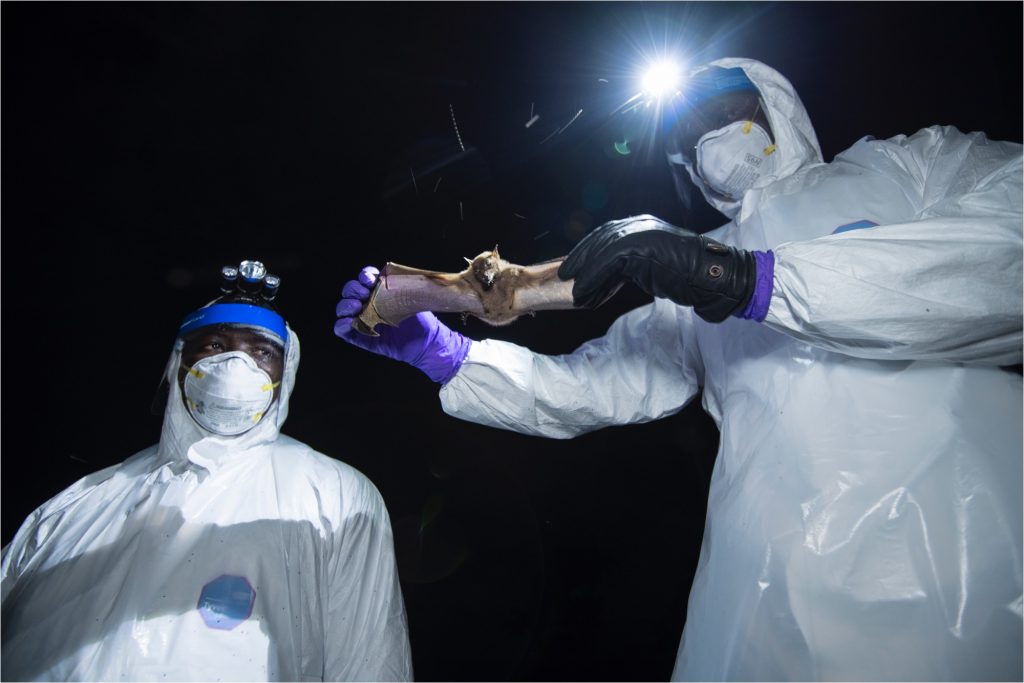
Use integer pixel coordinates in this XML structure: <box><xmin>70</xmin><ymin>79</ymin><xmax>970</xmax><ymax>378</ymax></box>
<box><xmin>178</xmin><ymin>303</ymin><xmax>288</xmax><ymax>344</ymax></box>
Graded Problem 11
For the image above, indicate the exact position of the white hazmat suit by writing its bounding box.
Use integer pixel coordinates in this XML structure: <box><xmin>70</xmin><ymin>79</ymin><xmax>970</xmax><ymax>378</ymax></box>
<box><xmin>439</xmin><ymin>58</ymin><xmax>1023</xmax><ymax>680</ymax></box>
<box><xmin>2</xmin><ymin>327</ymin><xmax>413</xmax><ymax>682</ymax></box>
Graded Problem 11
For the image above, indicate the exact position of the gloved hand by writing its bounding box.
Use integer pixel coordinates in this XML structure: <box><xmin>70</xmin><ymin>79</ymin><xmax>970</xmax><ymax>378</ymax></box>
<box><xmin>334</xmin><ymin>266</ymin><xmax>473</xmax><ymax>384</ymax></box>
<box><xmin>557</xmin><ymin>215</ymin><xmax>775</xmax><ymax>323</ymax></box>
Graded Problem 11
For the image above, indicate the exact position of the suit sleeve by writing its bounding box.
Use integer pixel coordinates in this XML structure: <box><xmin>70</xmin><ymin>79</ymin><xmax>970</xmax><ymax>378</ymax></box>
<box><xmin>765</xmin><ymin>126</ymin><xmax>1023</xmax><ymax>365</ymax></box>
<box><xmin>439</xmin><ymin>298</ymin><xmax>703</xmax><ymax>438</ymax></box>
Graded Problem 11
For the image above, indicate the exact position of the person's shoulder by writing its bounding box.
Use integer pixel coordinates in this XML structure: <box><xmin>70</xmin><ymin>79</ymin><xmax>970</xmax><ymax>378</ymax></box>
<box><xmin>34</xmin><ymin>445</ymin><xmax>160</xmax><ymax>517</ymax></box>
<box><xmin>3</xmin><ymin>445</ymin><xmax>161</xmax><ymax>565</ymax></box>
<box><xmin>848</xmin><ymin>125</ymin><xmax>1018</xmax><ymax>156</ymax></box>
<box><xmin>836</xmin><ymin>125</ymin><xmax>1022</xmax><ymax>183</ymax></box>
<box><xmin>271</xmin><ymin>435</ymin><xmax>386</xmax><ymax>512</ymax></box>
<box><xmin>829</xmin><ymin>126</ymin><xmax>946</xmax><ymax>176</ymax></box>
<box><xmin>272</xmin><ymin>434</ymin><xmax>367</xmax><ymax>479</ymax></box>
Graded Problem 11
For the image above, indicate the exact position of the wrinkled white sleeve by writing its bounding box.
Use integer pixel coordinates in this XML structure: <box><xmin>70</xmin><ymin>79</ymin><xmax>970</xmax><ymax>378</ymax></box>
<box><xmin>765</xmin><ymin>126</ymin><xmax>1023</xmax><ymax>365</ymax></box>
<box><xmin>325</xmin><ymin>482</ymin><xmax>412</xmax><ymax>682</ymax></box>
<box><xmin>0</xmin><ymin>509</ymin><xmax>42</xmax><ymax>605</ymax></box>
<box><xmin>439</xmin><ymin>298</ymin><xmax>702</xmax><ymax>439</ymax></box>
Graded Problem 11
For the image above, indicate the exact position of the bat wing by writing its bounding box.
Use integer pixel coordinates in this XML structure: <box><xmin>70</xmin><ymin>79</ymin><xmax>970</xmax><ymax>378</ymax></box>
<box><xmin>354</xmin><ymin>261</ymin><xmax>484</xmax><ymax>336</ymax></box>
<box><xmin>508</xmin><ymin>258</ymin><xmax>576</xmax><ymax>313</ymax></box>
<box><xmin>381</xmin><ymin>262</ymin><xmax>465</xmax><ymax>281</ymax></box>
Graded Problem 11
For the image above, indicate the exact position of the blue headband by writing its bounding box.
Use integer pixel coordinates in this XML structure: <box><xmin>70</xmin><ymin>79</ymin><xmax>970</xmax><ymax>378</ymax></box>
<box><xmin>661</xmin><ymin>66</ymin><xmax>760</xmax><ymax>134</ymax></box>
<box><xmin>178</xmin><ymin>303</ymin><xmax>288</xmax><ymax>343</ymax></box>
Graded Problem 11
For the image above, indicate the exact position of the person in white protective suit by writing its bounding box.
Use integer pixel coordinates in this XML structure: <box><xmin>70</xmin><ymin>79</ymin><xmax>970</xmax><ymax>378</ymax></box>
<box><xmin>3</xmin><ymin>261</ymin><xmax>413</xmax><ymax>682</ymax></box>
<box><xmin>334</xmin><ymin>58</ymin><xmax>1023</xmax><ymax>681</ymax></box>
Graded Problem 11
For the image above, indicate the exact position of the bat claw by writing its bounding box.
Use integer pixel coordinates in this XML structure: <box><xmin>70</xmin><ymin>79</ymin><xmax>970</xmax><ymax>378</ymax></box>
<box><xmin>352</xmin><ymin>318</ymin><xmax>380</xmax><ymax>337</ymax></box>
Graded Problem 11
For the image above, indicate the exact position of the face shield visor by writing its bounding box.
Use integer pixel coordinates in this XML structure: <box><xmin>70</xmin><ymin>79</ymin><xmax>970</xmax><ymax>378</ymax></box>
<box><xmin>178</xmin><ymin>303</ymin><xmax>288</xmax><ymax>348</ymax></box>
<box><xmin>151</xmin><ymin>262</ymin><xmax>288</xmax><ymax>424</ymax></box>
<box><xmin>661</xmin><ymin>67</ymin><xmax>775</xmax><ymax>205</ymax></box>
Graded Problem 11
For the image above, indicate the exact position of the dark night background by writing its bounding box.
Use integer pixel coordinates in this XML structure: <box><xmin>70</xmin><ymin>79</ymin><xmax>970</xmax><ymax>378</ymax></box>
<box><xmin>2</xmin><ymin>2</ymin><xmax>1021</xmax><ymax>681</ymax></box>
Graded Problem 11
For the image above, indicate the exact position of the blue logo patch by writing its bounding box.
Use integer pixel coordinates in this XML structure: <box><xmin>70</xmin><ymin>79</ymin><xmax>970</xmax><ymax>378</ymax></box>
<box><xmin>197</xmin><ymin>575</ymin><xmax>255</xmax><ymax>630</ymax></box>
<box><xmin>833</xmin><ymin>219</ymin><xmax>879</xmax><ymax>234</ymax></box>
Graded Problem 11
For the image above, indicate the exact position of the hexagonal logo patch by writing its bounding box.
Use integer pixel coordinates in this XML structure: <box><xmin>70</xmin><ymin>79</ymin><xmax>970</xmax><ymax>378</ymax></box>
<box><xmin>197</xmin><ymin>574</ymin><xmax>255</xmax><ymax>630</ymax></box>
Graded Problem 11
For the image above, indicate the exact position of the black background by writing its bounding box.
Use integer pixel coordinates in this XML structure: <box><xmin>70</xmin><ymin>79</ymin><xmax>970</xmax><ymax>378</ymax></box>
<box><xmin>2</xmin><ymin>2</ymin><xmax>1021</xmax><ymax>681</ymax></box>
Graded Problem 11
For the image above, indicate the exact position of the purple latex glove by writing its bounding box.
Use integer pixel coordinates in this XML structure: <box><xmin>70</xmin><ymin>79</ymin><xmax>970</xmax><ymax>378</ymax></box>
<box><xmin>334</xmin><ymin>266</ymin><xmax>472</xmax><ymax>384</ymax></box>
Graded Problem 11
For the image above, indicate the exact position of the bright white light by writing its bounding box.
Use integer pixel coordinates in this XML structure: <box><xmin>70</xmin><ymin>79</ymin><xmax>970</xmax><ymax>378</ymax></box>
<box><xmin>641</xmin><ymin>60</ymin><xmax>684</xmax><ymax>99</ymax></box>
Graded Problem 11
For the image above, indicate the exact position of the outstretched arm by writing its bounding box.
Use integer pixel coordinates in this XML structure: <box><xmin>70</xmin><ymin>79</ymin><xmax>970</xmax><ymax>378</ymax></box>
<box><xmin>558</xmin><ymin>129</ymin><xmax>1022</xmax><ymax>366</ymax></box>
<box><xmin>440</xmin><ymin>299</ymin><xmax>703</xmax><ymax>439</ymax></box>
<box><xmin>335</xmin><ymin>265</ymin><xmax>702</xmax><ymax>439</ymax></box>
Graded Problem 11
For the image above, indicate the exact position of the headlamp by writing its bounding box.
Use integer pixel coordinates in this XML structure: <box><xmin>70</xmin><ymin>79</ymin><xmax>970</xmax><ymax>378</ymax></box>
<box><xmin>179</xmin><ymin>260</ymin><xmax>287</xmax><ymax>343</ymax></box>
<box><xmin>218</xmin><ymin>260</ymin><xmax>280</xmax><ymax>301</ymax></box>
<box><xmin>238</xmin><ymin>260</ymin><xmax>268</xmax><ymax>294</ymax></box>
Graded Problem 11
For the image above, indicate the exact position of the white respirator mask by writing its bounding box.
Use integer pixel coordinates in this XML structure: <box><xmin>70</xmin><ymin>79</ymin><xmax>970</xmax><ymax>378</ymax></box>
<box><xmin>695</xmin><ymin>120</ymin><xmax>776</xmax><ymax>200</ymax></box>
<box><xmin>182</xmin><ymin>351</ymin><xmax>279</xmax><ymax>436</ymax></box>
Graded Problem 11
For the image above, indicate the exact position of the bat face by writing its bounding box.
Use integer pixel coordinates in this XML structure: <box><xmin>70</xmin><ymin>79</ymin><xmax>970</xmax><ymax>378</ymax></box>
<box><xmin>352</xmin><ymin>248</ymin><xmax>578</xmax><ymax>336</ymax></box>
<box><xmin>469</xmin><ymin>249</ymin><xmax>504</xmax><ymax>290</ymax></box>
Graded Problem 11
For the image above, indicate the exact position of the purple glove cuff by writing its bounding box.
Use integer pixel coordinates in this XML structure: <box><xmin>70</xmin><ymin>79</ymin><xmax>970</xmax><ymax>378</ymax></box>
<box><xmin>735</xmin><ymin>250</ymin><xmax>774</xmax><ymax>322</ymax></box>
<box><xmin>414</xmin><ymin>323</ymin><xmax>473</xmax><ymax>384</ymax></box>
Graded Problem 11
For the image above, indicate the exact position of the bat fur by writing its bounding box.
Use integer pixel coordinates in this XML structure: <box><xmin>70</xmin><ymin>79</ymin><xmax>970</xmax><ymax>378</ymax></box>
<box><xmin>353</xmin><ymin>247</ymin><xmax>578</xmax><ymax>336</ymax></box>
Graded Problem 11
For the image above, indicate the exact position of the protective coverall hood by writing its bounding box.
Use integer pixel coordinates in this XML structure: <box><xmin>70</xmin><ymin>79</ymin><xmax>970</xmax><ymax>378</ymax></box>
<box><xmin>158</xmin><ymin>325</ymin><xmax>300</xmax><ymax>471</ymax></box>
<box><xmin>679</xmin><ymin>58</ymin><xmax>824</xmax><ymax>219</ymax></box>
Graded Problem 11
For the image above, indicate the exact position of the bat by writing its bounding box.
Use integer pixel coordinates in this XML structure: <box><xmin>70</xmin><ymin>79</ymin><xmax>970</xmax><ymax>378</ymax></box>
<box><xmin>353</xmin><ymin>247</ymin><xmax>583</xmax><ymax>336</ymax></box>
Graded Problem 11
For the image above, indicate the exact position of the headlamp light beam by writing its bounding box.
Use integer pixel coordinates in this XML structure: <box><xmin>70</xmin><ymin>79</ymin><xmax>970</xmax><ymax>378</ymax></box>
<box><xmin>641</xmin><ymin>60</ymin><xmax>684</xmax><ymax>99</ymax></box>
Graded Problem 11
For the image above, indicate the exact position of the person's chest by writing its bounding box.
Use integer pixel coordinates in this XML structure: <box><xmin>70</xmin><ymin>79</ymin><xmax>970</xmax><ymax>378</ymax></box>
<box><xmin>5</xmin><ymin>466</ymin><xmax>334</xmax><ymax>681</ymax></box>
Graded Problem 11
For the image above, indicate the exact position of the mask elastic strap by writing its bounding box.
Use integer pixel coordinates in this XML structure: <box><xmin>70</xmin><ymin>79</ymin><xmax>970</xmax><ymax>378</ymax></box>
<box><xmin>738</xmin><ymin>120</ymin><xmax>777</xmax><ymax>159</ymax></box>
<box><xmin>746</xmin><ymin>97</ymin><xmax>766</xmax><ymax>133</ymax></box>
<box><xmin>747</xmin><ymin>100</ymin><xmax>777</xmax><ymax>157</ymax></box>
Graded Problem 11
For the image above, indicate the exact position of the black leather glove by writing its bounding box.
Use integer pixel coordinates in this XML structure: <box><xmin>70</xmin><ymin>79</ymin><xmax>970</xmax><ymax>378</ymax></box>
<box><xmin>558</xmin><ymin>215</ymin><xmax>757</xmax><ymax>323</ymax></box>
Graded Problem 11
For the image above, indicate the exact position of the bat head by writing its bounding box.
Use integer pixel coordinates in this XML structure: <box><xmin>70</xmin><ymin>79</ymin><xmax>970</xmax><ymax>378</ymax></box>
<box><xmin>469</xmin><ymin>246</ymin><xmax>506</xmax><ymax>290</ymax></box>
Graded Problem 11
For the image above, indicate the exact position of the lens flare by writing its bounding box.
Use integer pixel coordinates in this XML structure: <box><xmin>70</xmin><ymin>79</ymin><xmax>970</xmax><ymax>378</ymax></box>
<box><xmin>641</xmin><ymin>60</ymin><xmax>684</xmax><ymax>99</ymax></box>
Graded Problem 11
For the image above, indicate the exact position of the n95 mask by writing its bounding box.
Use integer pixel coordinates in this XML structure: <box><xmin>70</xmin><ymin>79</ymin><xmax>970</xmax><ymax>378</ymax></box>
<box><xmin>182</xmin><ymin>351</ymin><xmax>279</xmax><ymax>436</ymax></box>
<box><xmin>695</xmin><ymin>120</ymin><xmax>776</xmax><ymax>200</ymax></box>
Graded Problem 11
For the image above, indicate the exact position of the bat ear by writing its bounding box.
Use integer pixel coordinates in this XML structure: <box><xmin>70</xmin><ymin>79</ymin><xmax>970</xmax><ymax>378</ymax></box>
<box><xmin>492</xmin><ymin>244</ymin><xmax>500</xmax><ymax>258</ymax></box>
<box><xmin>463</xmin><ymin>256</ymin><xmax>473</xmax><ymax>265</ymax></box>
